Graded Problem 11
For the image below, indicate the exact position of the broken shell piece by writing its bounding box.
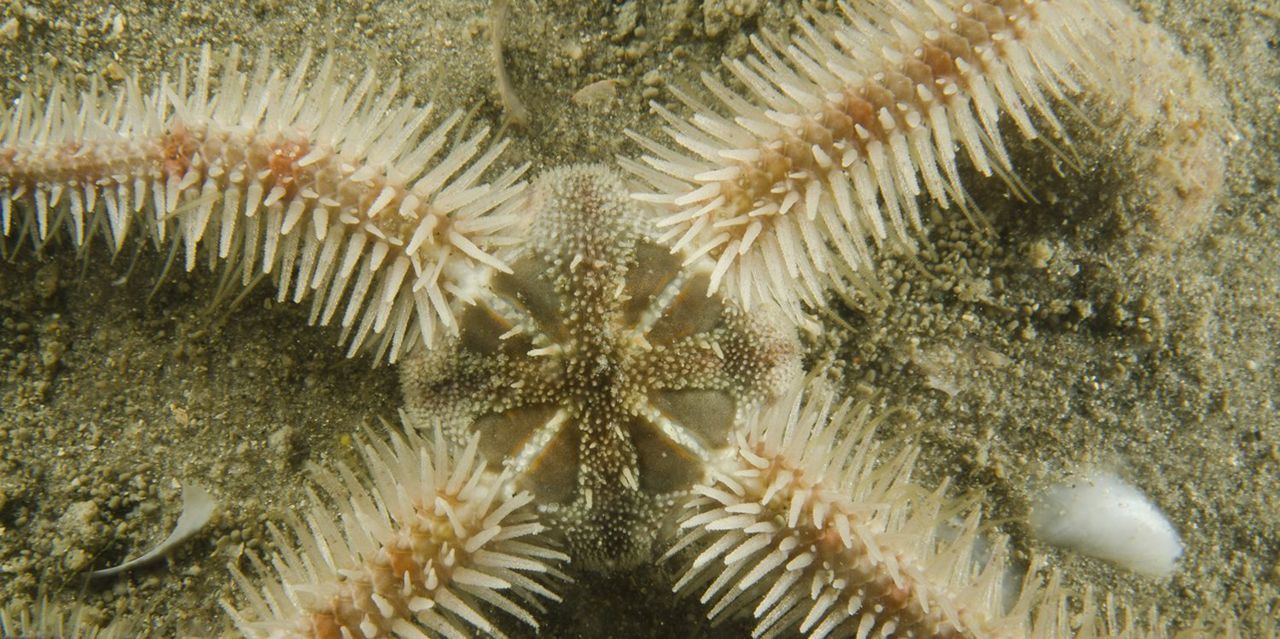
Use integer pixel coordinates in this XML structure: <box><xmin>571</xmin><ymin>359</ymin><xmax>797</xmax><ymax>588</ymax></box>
<box><xmin>89</xmin><ymin>482</ymin><xmax>216</xmax><ymax>578</ymax></box>
<box><xmin>1030</xmin><ymin>469</ymin><xmax>1183</xmax><ymax>578</ymax></box>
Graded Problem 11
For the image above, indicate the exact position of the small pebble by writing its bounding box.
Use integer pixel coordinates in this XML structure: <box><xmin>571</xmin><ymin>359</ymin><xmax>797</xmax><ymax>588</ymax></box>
<box><xmin>572</xmin><ymin>79</ymin><xmax>619</xmax><ymax>108</ymax></box>
<box><xmin>102</xmin><ymin>61</ymin><xmax>126</xmax><ymax>82</ymax></box>
<box><xmin>0</xmin><ymin>17</ymin><xmax>19</xmax><ymax>41</ymax></box>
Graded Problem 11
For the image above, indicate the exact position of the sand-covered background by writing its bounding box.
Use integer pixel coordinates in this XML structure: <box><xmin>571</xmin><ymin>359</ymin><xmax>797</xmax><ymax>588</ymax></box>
<box><xmin>0</xmin><ymin>0</ymin><xmax>1276</xmax><ymax>636</ymax></box>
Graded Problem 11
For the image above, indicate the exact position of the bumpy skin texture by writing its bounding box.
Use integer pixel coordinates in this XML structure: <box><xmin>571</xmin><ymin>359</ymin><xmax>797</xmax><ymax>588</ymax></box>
<box><xmin>401</xmin><ymin>164</ymin><xmax>800</xmax><ymax>570</ymax></box>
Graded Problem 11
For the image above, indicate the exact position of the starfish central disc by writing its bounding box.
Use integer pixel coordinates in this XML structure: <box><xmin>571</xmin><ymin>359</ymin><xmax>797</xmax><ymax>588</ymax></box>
<box><xmin>402</xmin><ymin>164</ymin><xmax>800</xmax><ymax>569</ymax></box>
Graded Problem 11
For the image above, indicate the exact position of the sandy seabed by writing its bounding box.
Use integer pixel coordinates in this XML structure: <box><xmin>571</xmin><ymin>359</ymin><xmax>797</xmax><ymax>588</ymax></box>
<box><xmin>0</xmin><ymin>0</ymin><xmax>1276</xmax><ymax>636</ymax></box>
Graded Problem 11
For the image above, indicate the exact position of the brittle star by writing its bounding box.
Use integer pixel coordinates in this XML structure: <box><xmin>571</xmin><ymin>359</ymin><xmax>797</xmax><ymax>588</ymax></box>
<box><xmin>0</xmin><ymin>0</ymin><xmax>1259</xmax><ymax>637</ymax></box>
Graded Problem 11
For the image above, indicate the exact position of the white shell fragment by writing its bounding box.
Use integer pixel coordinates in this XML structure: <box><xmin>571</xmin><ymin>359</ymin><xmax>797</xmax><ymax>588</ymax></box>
<box><xmin>89</xmin><ymin>482</ymin><xmax>217</xmax><ymax>578</ymax></box>
<box><xmin>1030</xmin><ymin>469</ymin><xmax>1183</xmax><ymax>578</ymax></box>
